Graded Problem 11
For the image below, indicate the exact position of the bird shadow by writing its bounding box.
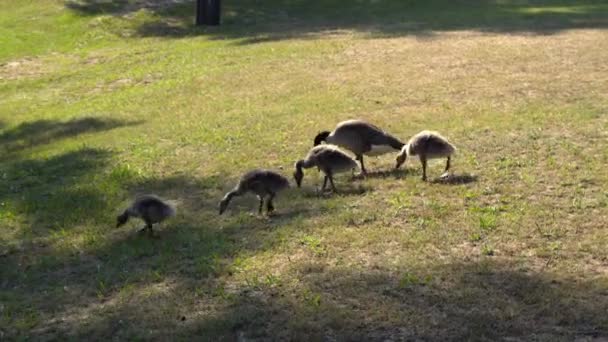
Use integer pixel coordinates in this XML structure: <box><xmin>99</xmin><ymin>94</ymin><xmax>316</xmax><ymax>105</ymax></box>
<box><xmin>0</xmin><ymin>117</ymin><xmax>141</xmax><ymax>154</ymax></box>
<box><xmin>351</xmin><ymin>168</ymin><xmax>409</xmax><ymax>181</ymax></box>
<box><xmin>264</xmin><ymin>207</ymin><xmax>320</xmax><ymax>221</ymax></box>
<box><xmin>65</xmin><ymin>0</ymin><xmax>608</xmax><ymax>42</ymax></box>
<box><xmin>429</xmin><ymin>173</ymin><xmax>478</xmax><ymax>185</ymax></box>
<box><xmin>299</xmin><ymin>184</ymin><xmax>371</xmax><ymax>198</ymax></box>
<box><xmin>188</xmin><ymin>259</ymin><xmax>608</xmax><ymax>340</ymax></box>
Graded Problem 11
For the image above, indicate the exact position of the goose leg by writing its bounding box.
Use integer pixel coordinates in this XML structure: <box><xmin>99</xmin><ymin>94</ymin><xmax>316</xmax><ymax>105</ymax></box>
<box><xmin>420</xmin><ymin>155</ymin><xmax>428</xmax><ymax>181</ymax></box>
<box><xmin>328</xmin><ymin>173</ymin><xmax>338</xmax><ymax>193</ymax></box>
<box><xmin>440</xmin><ymin>156</ymin><xmax>451</xmax><ymax>179</ymax></box>
<box><xmin>266</xmin><ymin>192</ymin><xmax>276</xmax><ymax>214</ymax></box>
<box><xmin>257</xmin><ymin>195</ymin><xmax>264</xmax><ymax>214</ymax></box>
<box><xmin>356</xmin><ymin>154</ymin><xmax>367</xmax><ymax>176</ymax></box>
<box><xmin>145</xmin><ymin>221</ymin><xmax>158</xmax><ymax>238</ymax></box>
<box><xmin>321</xmin><ymin>175</ymin><xmax>328</xmax><ymax>192</ymax></box>
<box><xmin>139</xmin><ymin>220</ymin><xmax>153</xmax><ymax>233</ymax></box>
<box><xmin>137</xmin><ymin>220</ymin><xmax>148</xmax><ymax>233</ymax></box>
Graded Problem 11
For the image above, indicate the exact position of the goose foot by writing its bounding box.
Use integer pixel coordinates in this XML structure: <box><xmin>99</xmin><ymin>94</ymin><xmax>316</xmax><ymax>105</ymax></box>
<box><xmin>350</xmin><ymin>173</ymin><xmax>365</xmax><ymax>181</ymax></box>
<box><xmin>316</xmin><ymin>188</ymin><xmax>333</xmax><ymax>197</ymax></box>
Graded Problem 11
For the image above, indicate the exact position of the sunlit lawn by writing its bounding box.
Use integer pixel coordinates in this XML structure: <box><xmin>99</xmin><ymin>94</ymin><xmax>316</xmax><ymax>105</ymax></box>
<box><xmin>1</xmin><ymin>0</ymin><xmax>607</xmax><ymax>340</ymax></box>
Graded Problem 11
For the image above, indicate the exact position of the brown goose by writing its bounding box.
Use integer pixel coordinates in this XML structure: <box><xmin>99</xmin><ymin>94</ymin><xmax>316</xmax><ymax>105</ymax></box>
<box><xmin>294</xmin><ymin>144</ymin><xmax>358</xmax><ymax>193</ymax></box>
<box><xmin>116</xmin><ymin>194</ymin><xmax>176</xmax><ymax>235</ymax></box>
<box><xmin>219</xmin><ymin>169</ymin><xmax>289</xmax><ymax>215</ymax></box>
<box><xmin>395</xmin><ymin>130</ymin><xmax>456</xmax><ymax>181</ymax></box>
<box><xmin>314</xmin><ymin>119</ymin><xmax>404</xmax><ymax>175</ymax></box>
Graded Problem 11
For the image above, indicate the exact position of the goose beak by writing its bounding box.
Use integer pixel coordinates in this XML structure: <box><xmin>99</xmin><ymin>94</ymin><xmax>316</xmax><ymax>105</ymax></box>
<box><xmin>395</xmin><ymin>154</ymin><xmax>406</xmax><ymax>169</ymax></box>
<box><xmin>219</xmin><ymin>199</ymin><xmax>228</xmax><ymax>215</ymax></box>
<box><xmin>116</xmin><ymin>213</ymin><xmax>128</xmax><ymax>228</ymax></box>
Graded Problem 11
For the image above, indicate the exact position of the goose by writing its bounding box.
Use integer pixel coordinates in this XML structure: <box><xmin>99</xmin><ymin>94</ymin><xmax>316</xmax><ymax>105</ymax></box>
<box><xmin>294</xmin><ymin>144</ymin><xmax>359</xmax><ymax>193</ymax></box>
<box><xmin>395</xmin><ymin>130</ymin><xmax>456</xmax><ymax>181</ymax></box>
<box><xmin>219</xmin><ymin>169</ymin><xmax>289</xmax><ymax>215</ymax></box>
<box><xmin>116</xmin><ymin>194</ymin><xmax>176</xmax><ymax>235</ymax></box>
<box><xmin>313</xmin><ymin>119</ymin><xmax>404</xmax><ymax>175</ymax></box>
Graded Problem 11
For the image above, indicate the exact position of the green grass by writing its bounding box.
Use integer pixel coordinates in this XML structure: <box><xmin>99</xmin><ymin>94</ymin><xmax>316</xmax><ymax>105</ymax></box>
<box><xmin>1</xmin><ymin>0</ymin><xmax>608</xmax><ymax>340</ymax></box>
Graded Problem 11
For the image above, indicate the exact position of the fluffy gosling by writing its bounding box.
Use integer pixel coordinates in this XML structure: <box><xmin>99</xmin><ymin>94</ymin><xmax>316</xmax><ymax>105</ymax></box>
<box><xmin>395</xmin><ymin>130</ymin><xmax>456</xmax><ymax>181</ymax></box>
<box><xmin>314</xmin><ymin>119</ymin><xmax>404</xmax><ymax>175</ymax></box>
<box><xmin>116</xmin><ymin>194</ymin><xmax>176</xmax><ymax>235</ymax></box>
<box><xmin>294</xmin><ymin>144</ymin><xmax>358</xmax><ymax>193</ymax></box>
<box><xmin>219</xmin><ymin>169</ymin><xmax>290</xmax><ymax>215</ymax></box>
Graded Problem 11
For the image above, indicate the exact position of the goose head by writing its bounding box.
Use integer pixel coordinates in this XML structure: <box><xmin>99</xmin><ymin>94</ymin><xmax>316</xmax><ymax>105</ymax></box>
<box><xmin>218</xmin><ymin>194</ymin><xmax>231</xmax><ymax>215</ymax></box>
<box><xmin>395</xmin><ymin>145</ymin><xmax>408</xmax><ymax>169</ymax></box>
<box><xmin>313</xmin><ymin>131</ymin><xmax>330</xmax><ymax>146</ymax></box>
<box><xmin>116</xmin><ymin>211</ymin><xmax>129</xmax><ymax>228</ymax></box>
<box><xmin>293</xmin><ymin>160</ymin><xmax>305</xmax><ymax>187</ymax></box>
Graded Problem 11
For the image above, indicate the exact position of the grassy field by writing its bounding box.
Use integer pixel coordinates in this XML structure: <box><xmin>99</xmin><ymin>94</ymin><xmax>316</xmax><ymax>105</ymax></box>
<box><xmin>1</xmin><ymin>0</ymin><xmax>608</xmax><ymax>340</ymax></box>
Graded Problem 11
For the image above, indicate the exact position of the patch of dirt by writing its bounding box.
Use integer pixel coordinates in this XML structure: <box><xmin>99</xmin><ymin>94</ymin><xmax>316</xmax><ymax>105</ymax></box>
<box><xmin>87</xmin><ymin>73</ymin><xmax>160</xmax><ymax>95</ymax></box>
<box><xmin>0</xmin><ymin>58</ymin><xmax>45</xmax><ymax>80</ymax></box>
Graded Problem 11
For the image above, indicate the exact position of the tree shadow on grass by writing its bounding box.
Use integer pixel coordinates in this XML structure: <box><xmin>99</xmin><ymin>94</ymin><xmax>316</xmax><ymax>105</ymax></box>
<box><xmin>354</xmin><ymin>168</ymin><xmax>408</xmax><ymax>180</ymax></box>
<box><xmin>386</xmin><ymin>166</ymin><xmax>478</xmax><ymax>184</ymax></box>
<box><xmin>186</xmin><ymin>260</ymin><xmax>608</xmax><ymax>340</ymax></box>
<box><xmin>25</xmin><ymin>259</ymin><xmax>606</xmax><ymax>339</ymax></box>
<box><xmin>0</xmin><ymin>117</ymin><xmax>141</xmax><ymax>154</ymax></box>
<box><xmin>299</xmin><ymin>183</ymin><xmax>372</xmax><ymax>199</ymax></box>
<box><xmin>65</xmin><ymin>0</ymin><xmax>187</xmax><ymax>15</ymax></box>
<box><xmin>0</xmin><ymin>116</ymin><xmax>140</xmax><ymax>250</ymax></box>
<box><xmin>0</xmin><ymin>171</ymin><xmax>336</xmax><ymax>339</ymax></box>
<box><xmin>66</xmin><ymin>0</ymin><xmax>608</xmax><ymax>42</ymax></box>
<box><xmin>5</xmin><ymin>161</ymin><xmax>605</xmax><ymax>339</ymax></box>
<box><xmin>0</xmin><ymin>147</ymin><xmax>114</xmax><ymax>241</ymax></box>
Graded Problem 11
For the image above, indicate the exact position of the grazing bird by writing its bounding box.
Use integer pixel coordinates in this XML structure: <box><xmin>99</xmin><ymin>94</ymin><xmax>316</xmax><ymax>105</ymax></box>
<box><xmin>395</xmin><ymin>130</ymin><xmax>456</xmax><ymax>181</ymax></box>
<box><xmin>219</xmin><ymin>169</ymin><xmax>290</xmax><ymax>215</ymax></box>
<box><xmin>116</xmin><ymin>195</ymin><xmax>176</xmax><ymax>235</ymax></box>
<box><xmin>294</xmin><ymin>144</ymin><xmax>359</xmax><ymax>193</ymax></box>
<box><xmin>313</xmin><ymin>119</ymin><xmax>404</xmax><ymax>175</ymax></box>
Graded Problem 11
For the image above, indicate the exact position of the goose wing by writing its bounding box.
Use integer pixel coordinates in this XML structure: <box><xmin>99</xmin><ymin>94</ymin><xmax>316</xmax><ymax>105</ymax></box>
<box><xmin>335</xmin><ymin>120</ymin><xmax>404</xmax><ymax>151</ymax></box>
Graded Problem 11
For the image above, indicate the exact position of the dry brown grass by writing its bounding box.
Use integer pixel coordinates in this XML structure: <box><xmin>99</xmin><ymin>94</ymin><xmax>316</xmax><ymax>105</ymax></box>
<box><xmin>2</xmin><ymin>1</ymin><xmax>608</xmax><ymax>340</ymax></box>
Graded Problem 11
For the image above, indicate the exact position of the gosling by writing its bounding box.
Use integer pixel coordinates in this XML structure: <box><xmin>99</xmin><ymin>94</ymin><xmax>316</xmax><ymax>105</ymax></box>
<box><xmin>116</xmin><ymin>194</ymin><xmax>176</xmax><ymax>235</ymax></box>
<box><xmin>313</xmin><ymin>119</ymin><xmax>404</xmax><ymax>175</ymax></box>
<box><xmin>294</xmin><ymin>144</ymin><xmax>358</xmax><ymax>193</ymax></box>
<box><xmin>395</xmin><ymin>130</ymin><xmax>456</xmax><ymax>181</ymax></box>
<box><xmin>219</xmin><ymin>169</ymin><xmax>290</xmax><ymax>215</ymax></box>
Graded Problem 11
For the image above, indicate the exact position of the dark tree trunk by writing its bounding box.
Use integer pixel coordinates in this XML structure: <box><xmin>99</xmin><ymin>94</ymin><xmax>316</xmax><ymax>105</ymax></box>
<box><xmin>196</xmin><ymin>0</ymin><xmax>221</xmax><ymax>26</ymax></box>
